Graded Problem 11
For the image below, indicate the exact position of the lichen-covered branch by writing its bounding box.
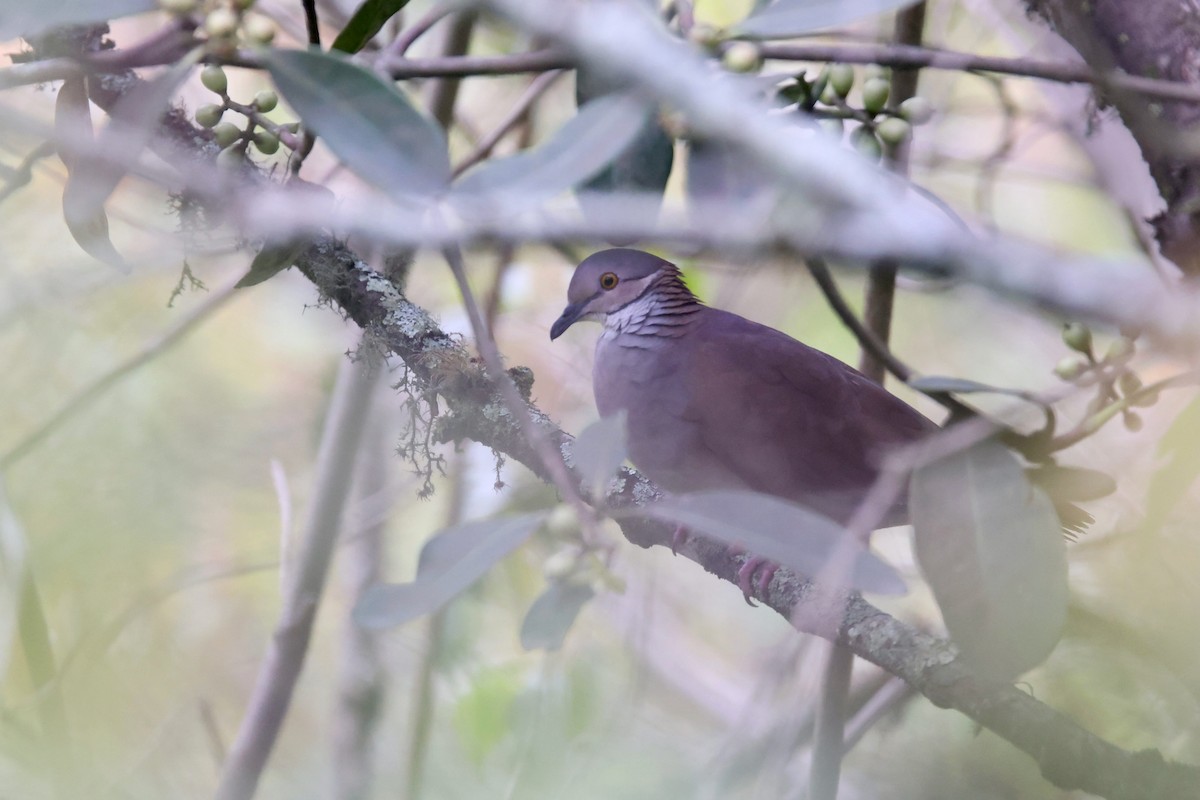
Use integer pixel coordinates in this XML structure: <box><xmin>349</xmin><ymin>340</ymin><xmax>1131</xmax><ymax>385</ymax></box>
<box><xmin>295</xmin><ymin>240</ymin><xmax>1199</xmax><ymax>800</ymax></box>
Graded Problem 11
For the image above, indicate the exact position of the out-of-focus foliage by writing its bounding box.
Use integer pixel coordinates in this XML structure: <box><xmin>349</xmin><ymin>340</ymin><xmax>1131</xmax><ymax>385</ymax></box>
<box><xmin>2</xmin><ymin>0</ymin><xmax>1199</xmax><ymax>798</ymax></box>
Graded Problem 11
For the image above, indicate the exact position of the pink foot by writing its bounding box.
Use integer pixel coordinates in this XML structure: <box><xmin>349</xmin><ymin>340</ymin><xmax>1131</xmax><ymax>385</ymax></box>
<box><xmin>736</xmin><ymin>556</ymin><xmax>779</xmax><ymax>605</ymax></box>
<box><xmin>670</xmin><ymin>524</ymin><xmax>688</xmax><ymax>555</ymax></box>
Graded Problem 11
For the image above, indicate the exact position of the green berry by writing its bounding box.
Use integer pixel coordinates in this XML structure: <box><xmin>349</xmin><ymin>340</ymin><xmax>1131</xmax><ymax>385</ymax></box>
<box><xmin>863</xmin><ymin>64</ymin><xmax>888</xmax><ymax>81</ymax></box>
<box><xmin>159</xmin><ymin>0</ymin><xmax>198</xmax><ymax>14</ymax></box>
<box><xmin>252</xmin><ymin>130</ymin><xmax>280</xmax><ymax>154</ymax></box>
<box><xmin>243</xmin><ymin>14</ymin><xmax>276</xmax><ymax>44</ymax></box>
<box><xmin>212</xmin><ymin>121</ymin><xmax>242</xmax><ymax>148</ymax></box>
<box><xmin>200</xmin><ymin>64</ymin><xmax>228</xmax><ymax>95</ymax></box>
<box><xmin>543</xmin><ymin>504</ymin><xmax>579</xmax><ymax>540</ymax></box>
<box><xmin>876</xmin><ymin>116</ymin><xmax>911</xmax><ymax>146</ymax></box>
<box><xmin>194</xmin><ymin>103</ymin><xmax>225</xmax><ymax>128</ymax></box>
<box><xmin>253</xmin><ymin>89</ymin><xmax>278</xmax><ymax>112</ymax></box>
<box><xmin>1061</xmin><ymin>322</ymin><xmax>1092</xmax><ymax>354</ymax></box>
<box><xmin>722</xmin><ymin>41</ymin><xmax>763</xmax><ymax>74</ymax></box>
<box><xmin>818</xmin><ymin>117</ymin><xmax>844</xmax><ymax>138</ymax></box>
<box><xmin>1053</xmin><ymin>356</ymin><xmax>1087</xmax><ymax>381</ymax></box>
<box><xmin>899</xmin><ymin>96</ymin><xmax>934</xmax><ymax>125</ymax></box>
<box><xmin>204</xmin><ymin>8</ymin><xmax>239</xmax><ymax>38</ymax></box>
<box><xmin>1118</xmin><ymin>371</ymin><xmax>1143</xmax><ymax>396</ymax></box>
<box><xmin>1133</xmin><ymin>389</ymin><xmax>1159</xmax><ymax>408</ymax></box>
<box><xmin>232</xmin><ymin>0</ymin><xmax>256</xmax><ymax>8</ymax></box>
<box><xmin>216</xmin><ymin>146</ymin><xmax>244</xmax><ymax>170</ymax></box>
<box><xmin>1105</xmin><ymin>337</ymin><xmax>1135</xmax><ymax>362</ymax></box>
<box><xmin>829</xmin><ymin>64</ymin><xmax>854</xmax><ymax>98</ymax></box>
<box><xmin>542</xmin><ymin>549</ymin><xmax>578</xmax><ymax>581</ymax></box>
<box><xmin>850</xmin><ymin>126</ymin><xmax>881</xmax><ymax>161</ymax></box>
<box><xmin>687</xmin><ymin>23</ymin><xmax>721</xmax><ymax>50</ymax></box>
<box><xmin>819</xmin><ymin>83</ymin><xmax>840</xmax><ymax>106</ymax></box>
<box><xmin>1123</xmin><ymin>411</ymin><xmax>1143</xmax><ymax>432</ymax></box>
<box><xmin>861</xmin><ymin>77</ymin><xmax>890</xmax><ymax>114</ymax></box>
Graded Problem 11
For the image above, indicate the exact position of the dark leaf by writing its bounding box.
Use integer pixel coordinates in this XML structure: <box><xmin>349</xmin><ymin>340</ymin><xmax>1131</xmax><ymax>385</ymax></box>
<box><xmin>572</xmin><ymin>413</ymin><xmax>627</xmax><ymax>500</ymax></box>
<box><xmin>264</xmin><ymin>48</ymin><xmax>450</xmax><ymax>199</ymax></box>
<box><xmin>1025</xmin><ymin>464</ymin><xmax>1116</xmax><ymax>504</ymax></box>
<box><xmin>236</xmin><ymin>239</ymin><xmax>310</xmax><ymax>288</ymax></box>
<box><xmin>686</xmin><ymin>138</ymin><xmax>775</xmax><ymax>212</ymax></box>
<box><xmin>907</xmin><ymin>376</ymin><xmax>1006</xmax><ymax>395</ymax></box>
<box><xmin>450</xmin><ymin>93</ymin><xmax>652</xmax><ymax>214</ymax></box>
<box><xmin>573</xmin><ymin>66</ymin><xmax>674</xmax><ymax>229</ymax></box>
<box><xmin>235</xmin><ymin>181</ymin><xmax>332</xmax><ymax>287</ymax></box>
<box><xmin>331</xmin><ymin>0</ymin><xmax>412</xmax><ymax>53</ymax></box>
<box><xmin>519</xmin><ymin>582</ymin><xmax>595</xmax><ymax>651</ymax></box>
<box><xmin>354</xmin><ymin>512</ymin><xmax>545</xmax><ymax>629</ymax></box>
<box><xmin>908</xmin><ymin>375</ymin><xmax>1048</xmax><ymax>408</ymax></box>
<box><xmin>736</xmin><ymin>0</ymin><xmax>922</xmax><ymax>39</ymax></box>
<box><xmin>2</xmin><ymin>0</ymin><xmax>155</xmax><ymax>40</ymax></box>
<box><xmin>910</xmin><ymin>438</ymin><xmax>1067</xmax><ymax>680</ymax></box>
<box><xmin>633</xmin><ymin>490</ymin><xmax>906</xmax><ymax>595</ymax></box>
<box><xmin>55</xmin><ymin>77</ymin><xmax>127</xmax><ymax>271</ymax></box>
<box><xmin>56</xmin><ymin>52</ymin><xmax>199</xmax><ymax>270</ymax></box>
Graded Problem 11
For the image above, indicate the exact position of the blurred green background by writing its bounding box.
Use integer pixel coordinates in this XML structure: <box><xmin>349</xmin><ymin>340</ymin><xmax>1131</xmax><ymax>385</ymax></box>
<box><xmin>2</xmin><ymin>1</ymin><xmax>1198</xmax><ymax>798</ymax></box>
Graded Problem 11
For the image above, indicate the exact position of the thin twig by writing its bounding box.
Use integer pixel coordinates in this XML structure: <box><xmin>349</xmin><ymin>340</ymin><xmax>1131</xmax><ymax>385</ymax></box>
<box><xmin>452</xmin><ymin>68</ymin><xmax>563</xmax><ymax>177</ymax></box>
<box><xmin>383</xmin><ymin>4</ymin><xmax>458</xmax><ymax>61</ymax></box>
<box><xmin>0</xmin><ymin>50</ymin><xmax>573</xmax><ymax>90</ymax></box>
<box><xmin>840</xmin><ymin>677</ymin><xmax>914</xmax><ymax>754</ymax></box>
<box><xmin>333</xmin><ymin>390</ymin><xmax>388</xmax><ymax>800</ymax></box>
<box><xmin>756</xmin><ymin>40</ymin><xmax>1200</xmax><ymax>105</ymax></box>
<box><xmin>302</xmin><ymin>0</ymin><xmax>321</xmax><ymax>47</ymax></box>
<box><xmin>424</xmin><ymin>12</ymin><xmax>478</xmax><ymax>136</ymax></box>
<box><xmin>810</xmin><ymin>8</ymin><xmax>927</xmax><ymax>799</ymax></box>
<box><xmin>215</xmin><ymin>351</ymin><xmax>377</xmax><ymax>800</ymax></box>
<box><xmin>441</xmin><ymin>244</ymin><xmax>597</xmax><ymax>535</ymax></box>
<box><xmin>0</xmin><ymin>277</ymin><xmax>241</xmax><ymax>472</ymax></box>
<box><xmin>0</xmin><ymin>141</ymin><xmax>55</xmax><ymax>206</ymax></box>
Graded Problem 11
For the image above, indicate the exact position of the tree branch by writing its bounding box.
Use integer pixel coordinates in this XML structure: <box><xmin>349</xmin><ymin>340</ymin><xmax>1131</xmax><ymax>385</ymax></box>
<box><xmin>289</xmin><ymin>240</ymin><xmax>1200</xmax><ymax>800</ymax></box>
<box><xmin>215</xmin><ymin>350</ymin><xmax>376</xmax><ymax>800</ymax></box>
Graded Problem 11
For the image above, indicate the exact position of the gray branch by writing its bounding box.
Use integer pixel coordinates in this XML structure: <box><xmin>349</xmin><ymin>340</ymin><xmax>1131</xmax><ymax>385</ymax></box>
<box><xmin>293</xmin><ymin>240</ymin><xmax>1199</xmax><ymax>800</ymax></box>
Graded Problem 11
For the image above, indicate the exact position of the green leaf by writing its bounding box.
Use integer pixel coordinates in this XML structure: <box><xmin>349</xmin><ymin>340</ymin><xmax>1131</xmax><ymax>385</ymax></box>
<box><xmin>632</xmin><ymin>490</ymin><xmax>906</xmax><ymax>595</ymax></box>
<box><xmin>910</xmin><ymin>438</ymin><xmax>1067</xmax><ymax>681</ymax></box>
<box><xmin>519</xmin><ymin>582</ymin><xmax>594</xmax><ymax>651</ymax></box>
<box><xmin>449</xmin><ymin>93</ymin><xmax>652</xmax><ymax>214</ymax></box>
<box><xmin>331</xmin><ymin>0</ymin><xmax>412</xmax><ymax>53</ymax></box>
<box><xmin>572</xmin><ymin>413</ymin><xmax>627</xmax><ymax>500</ymax></box>
<box><xmin>354</xmin><ymin>512</ymin><xmax>545</xmax><ymax>629</ymax></box>
<box><xmin>2</xmin><ymin>0</ymin><xmax>155</xmax><ymax>40</ymax></box>
<box><xmin>735</xmin><ymin>0</ymin><xmax>921</xmax><ymax>39</ymax></box>
<box><xmin>264</xmin><ymin>48</ymin><xmax>450</xmax><ymax>199</ymax></box>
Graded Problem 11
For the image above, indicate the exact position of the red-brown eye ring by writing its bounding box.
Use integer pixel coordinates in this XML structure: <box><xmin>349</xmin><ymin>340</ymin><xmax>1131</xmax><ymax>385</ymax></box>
<box><xmin>599</xmin><ymin>272</ymin><xmax>619</xmax><ymax>290</ymax></box>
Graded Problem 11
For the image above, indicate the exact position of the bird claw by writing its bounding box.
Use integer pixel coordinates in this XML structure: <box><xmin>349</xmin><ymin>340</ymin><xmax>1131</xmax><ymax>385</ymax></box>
<box><xmin>670</xmin><ymin>524</ymin><xmax>688</xmax><ymax>556</ymax></box>
<box><xmin>736</xmin><ymin>556</ymin><xmax>779</xmax><ymax>606</ymax></box>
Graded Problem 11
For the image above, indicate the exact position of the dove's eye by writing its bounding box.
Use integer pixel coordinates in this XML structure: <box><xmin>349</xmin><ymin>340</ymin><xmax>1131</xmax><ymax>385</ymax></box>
<box><xmin>599</xmin><ymin>272</ymin><xmax>619</xmax><ymax>290</ymax></box>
